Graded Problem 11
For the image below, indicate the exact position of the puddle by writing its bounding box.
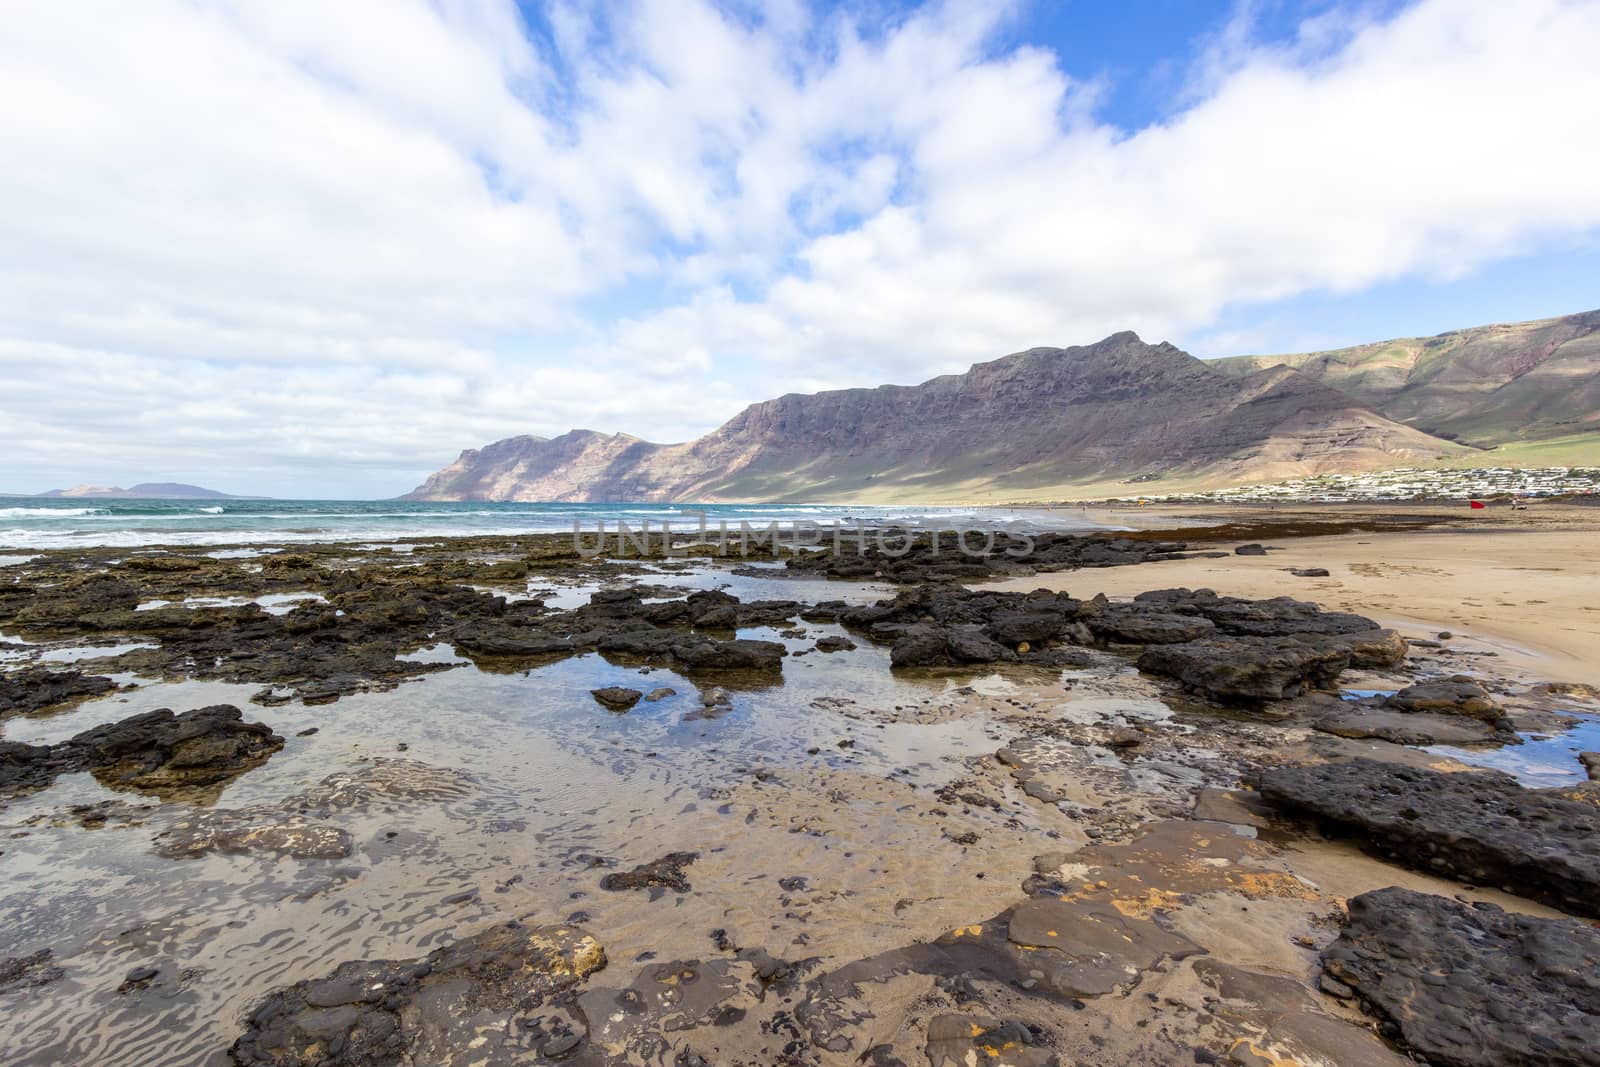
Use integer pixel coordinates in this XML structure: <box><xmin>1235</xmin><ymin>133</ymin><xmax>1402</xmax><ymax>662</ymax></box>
<box><xmin>134</xmin><ymin>593</ymin><xmax>327</xmax><ymax>616</ymax></box>
<box><xmin>37</xmin><ymin>642</ymin><xmax>158</xmax><ymax>664</ymax></box>
<box><xmin>1428</xmin><ymin>712</ymin><xmax>1600</xmax><ymax>787</ymax></box>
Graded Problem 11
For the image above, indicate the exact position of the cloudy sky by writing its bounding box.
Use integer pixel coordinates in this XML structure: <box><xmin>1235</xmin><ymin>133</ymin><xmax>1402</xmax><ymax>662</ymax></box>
<box><xmin>4</xmin><ymin>0</ymin><xmax>1599</xmax><ymax>498</ymax></box>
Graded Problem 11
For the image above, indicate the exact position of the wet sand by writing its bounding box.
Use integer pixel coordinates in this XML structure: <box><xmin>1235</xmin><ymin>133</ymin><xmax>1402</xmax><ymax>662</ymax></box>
<box><xmin>1</xmin><ymin>519</ymin><xmax>1597</xmax><ymax>1065</ymax></box>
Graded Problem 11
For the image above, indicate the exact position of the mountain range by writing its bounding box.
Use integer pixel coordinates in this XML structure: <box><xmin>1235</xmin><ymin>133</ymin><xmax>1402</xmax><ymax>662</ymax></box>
<box><xmin>35</xmin><ymin>483</ymin><xmax>238</xmax><ymax>500</ymax></box>
<box><xmin>1212</xmin><ymin>310</ymin><xmax>1600</xmax><ymax>452</ymax></box>
<box><xmin>406</xmin><ymin>310</ymin><xmax>1600</xmax><ymax>503</ymax></box>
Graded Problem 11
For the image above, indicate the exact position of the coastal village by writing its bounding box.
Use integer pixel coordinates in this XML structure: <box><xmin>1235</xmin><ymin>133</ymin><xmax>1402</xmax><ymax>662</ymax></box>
<box><xmin>1120</xmin><ymin>465</ymin><xmax>1600</xmax><ymax>505</ymax></box>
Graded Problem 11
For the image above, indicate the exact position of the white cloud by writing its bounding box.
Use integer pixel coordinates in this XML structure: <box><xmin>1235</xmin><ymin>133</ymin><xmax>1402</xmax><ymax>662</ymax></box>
<box><xmin>1</xmin><ymin>0</ymin><xmax>1598</xmax><ymax>495</ymax></box>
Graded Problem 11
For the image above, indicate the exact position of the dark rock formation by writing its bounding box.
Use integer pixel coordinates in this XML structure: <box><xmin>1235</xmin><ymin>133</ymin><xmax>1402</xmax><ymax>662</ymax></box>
<box><xmin>70</xmin><ymin>705</ymin><xmax>283</xmax><ymax>793</ymax></box>
<box><xmin>834</xmin><ymin>582</ymin><xmax>1399</xmax><ymax>699</ymax></box>
<box><xmin>1324</xmin><ymin>887</ymin><xmax>1600</xmax><ymax>1067</ymax></box>
<box><xmin>590</xmin><ymin>686</ymin><xmax>642</xmax><ymax>711</ymax></box>
<box><xmin>1257</xmin><ymin>760</ymin><xmax>1600</xmax><ymax>915</ymax></box>
<box><xmin>1138</xmin><ymin>636</ymin><xmax>1359</xmax><ymax>701</ymax></box>
<box><xmin>0</xmin><ymin>949</ymin><xmax>64</xmax><ymax>994</ymax></box>
<box><xmin>1315</xmin><ymin>677</ymin><xmax>1517</xmax><ymax>744</ymax></box>
<box><xmin>0</xmin><ymin>705</ymin><xmax>283</xmax><ymax>798</ymax></box>
<box><xmin>229</xmin><ymin>922</ymin><xmax>606</xmax><ymax>1066</ymax></box>
<box><xmin>1087</xmin><ymin>608</ymin><xmax>1216</xmax><ymax>645</ymax></box>
<box><xmin>599</xmin><ymin>852</ymin><xmax>699</xmax><ymax>895</ymax></box>
<box><xmin>0</xmin><ymin>667</ymin><xmax>115</xmax><ymax>717</ymax></box>
<box><xmin>782</xmin><ymin>530</ymin><xmax>1195</xmax><ymax>583</ymax></box>
<box><xmin>1385</xmin><ymin>678</ymin><xmax>1501</xmax><ymax>721</ymax></box>
<box><xmin>1128</xmin><ymin>588</ymin><xmax>1404</xmax><ymax>701</ymax></box>
<box><xmin>1313</xmin><ymin>706</ymin><xmax>1506</xmax><ymax>746</ymax></box>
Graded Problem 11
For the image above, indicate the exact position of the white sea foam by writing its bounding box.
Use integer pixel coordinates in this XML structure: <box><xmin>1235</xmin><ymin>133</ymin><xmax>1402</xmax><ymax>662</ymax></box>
<box><xmin>0</xmin><ymin>506</ymin><xmax>109</xmax><ymax>518</ymax></box>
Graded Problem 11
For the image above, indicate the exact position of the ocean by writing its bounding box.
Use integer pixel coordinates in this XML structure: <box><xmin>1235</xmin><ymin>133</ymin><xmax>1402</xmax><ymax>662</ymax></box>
<box><xmin>0</xmin><ymin>498</ymin><xmax>1109</xmax><ymax>551</ymax></box>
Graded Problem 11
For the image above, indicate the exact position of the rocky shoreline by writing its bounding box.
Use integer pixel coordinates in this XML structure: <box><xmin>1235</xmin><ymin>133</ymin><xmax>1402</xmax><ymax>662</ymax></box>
<box><xmin>1</xmin><ymin>526</ymin><xmax>1597</xmax><ymax>1065</ymax></box>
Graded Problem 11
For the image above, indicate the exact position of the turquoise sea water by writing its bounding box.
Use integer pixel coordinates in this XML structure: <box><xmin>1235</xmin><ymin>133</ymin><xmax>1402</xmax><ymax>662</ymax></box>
<box><xmin>0</xmin><ymin>498</ymin><xmax>1103</xmax><ymax>551</ymax></box>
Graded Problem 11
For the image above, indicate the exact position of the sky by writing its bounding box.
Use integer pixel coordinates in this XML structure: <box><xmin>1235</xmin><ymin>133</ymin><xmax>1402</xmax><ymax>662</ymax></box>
<box><xmin>3</xmin><ymin>0</ymin><xmax>1599</xmax><ymax>499</ymax></box>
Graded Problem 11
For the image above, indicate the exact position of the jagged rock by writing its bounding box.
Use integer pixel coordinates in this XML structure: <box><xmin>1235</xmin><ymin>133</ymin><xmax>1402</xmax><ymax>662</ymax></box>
<box><xmin>0</xmin><ymin>739</ymin><xmax>55</xmax><ymax>793</ymax></box>
<box><xmin>72</xmin><ymin>705</ymin><xmax>283</xmax><ymax>795</ymax></box>
<box><xmin>1088</xmin><ymin>609</ymin><xmax>1216</xmax><ymax>645</ymax></box>
<box><xmin>599</xmin><ymin>852</ymin><xmax>699</xmax><ymax>895</ymax></box>
<box><xmin>888</xmin><ymin>626</ymin><xmax>950</xmax><ymax>667</ymax></box>
<box><xmin>597</xmin><ymin>630</ymin><xmax>786</xmax><ymax>672</ymax></box>
<box><xmin>1582</xmin><ymin>752</ymin><xmax>1599</xmax><ymax>780</ymax></box>
<box><xmin>1323</xmin><ymin>888</ymin><xmax>1600</xmax><ymax>1067</ymax></box>
<box><xmin>0</xmin><ymin>667</ymin><xmax>115</xmax><ymax>717</ymax></box>
<box><xmin>1385</xmin><ymin>678</ymin><xmax>1501</xmax><ymax>721</ymax></box>
<box><xmin>814</xmin><ymin>635</ymin><xmax>855</xmax><ymax>653</ymax></box>
<box><xmin>0</xmin><ymin>949</ymin><xmax>64</xmax><ymax>994</ymax></box>
<box><xmin>889</xmin><ymin>625</ymin><xmax>1018</xmax><ymax>668</ymax></box>
<box><xmin>591</xmin><ymin>686</ymin><xmax>643</xmax><ymax>711</ymax></box>
<box><xmin>1132</xmin><ymin>588</ymin><xmax>1388</xmax><ymax>639</ymax></box>
<box><xmin>453</xmin><ymin>625</ymin><xmax>572</xmax><ymax>657</ymax></box>
<box><xmin>1257</xmin><ymin>760</ymin><xmax>1600</xmax><ymax>915</ymax></box>
<box><xmin>0</xmin><ymin>705</ymin><xmax>283</xmax><ymax>798</ymax></box>
<box><xmin>1138</xmin><ymin>635</ymin><xmax>1355</xmax><ymax>701</ymax></box>
<box><xmin>1334</xmin><ymin>627</ymin><xmax>1410</xmax><ymax>669</ymax></box>
<box><xmin>229</xmin><ymin>922</ymin><xmax>606</xmax><ymax>1066</ymax></box>
<box><xmin>691</xmin><ymin>604</ymin><xmax>738</xmax><ymax>628</ymax></box>
<box><xmin>988</xmin><ymin>607</ymin><xmax>1075</xmax><ymax>644</ymax></box>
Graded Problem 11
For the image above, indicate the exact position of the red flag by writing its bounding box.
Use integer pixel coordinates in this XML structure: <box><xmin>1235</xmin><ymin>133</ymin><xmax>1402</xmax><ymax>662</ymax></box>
<box><xmin>1469</xmin><ymin>500</ymin><xmax>1486</xmax><ymax>509</ymax></box>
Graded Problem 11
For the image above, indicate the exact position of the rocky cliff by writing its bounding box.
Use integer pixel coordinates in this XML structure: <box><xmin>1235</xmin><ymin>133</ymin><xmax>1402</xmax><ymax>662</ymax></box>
<box><xmin>1212</xmin><ymin>309</ymin><xmax>1600</xmax><ymax>447</ymax></box>
<box><xmin>406</xmin><ymin>331</ymin><xmax>1464</xmax><ymax>502</ymax></box>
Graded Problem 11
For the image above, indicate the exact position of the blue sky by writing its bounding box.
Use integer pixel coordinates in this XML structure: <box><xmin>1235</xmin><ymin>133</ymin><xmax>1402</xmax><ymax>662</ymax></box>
<box><xmin>2</xmin><ymin>0</ymin><xmax>1598</xmax><ymax>497</ymax></box>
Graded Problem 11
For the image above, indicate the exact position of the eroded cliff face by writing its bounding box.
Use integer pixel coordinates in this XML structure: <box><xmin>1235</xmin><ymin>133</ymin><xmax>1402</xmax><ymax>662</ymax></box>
<box><xmin>1213</xmin><ymin>308</ymin><xmax>1600</xmax><ymax>446</ymax></box>
<box><xmin>405</xmin><ymin>331</ymin><xmax>1465</xmax><ymax>503</ymax></box>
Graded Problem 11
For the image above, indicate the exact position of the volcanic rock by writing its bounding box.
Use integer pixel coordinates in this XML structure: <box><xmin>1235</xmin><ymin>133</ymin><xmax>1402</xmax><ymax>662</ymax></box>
<box><xmin>229</xmin><ymin>922</ymin><xmax>606</xmax><ymax>1067</ymax></box>
<box><xmin>0</xmin><ymin>667</ymin><xmax>116</xmax><ymax>717</ymax></box>
<box><xmin>0</xmin><ymin>705</ymin><xmax>283</xmax><ymax>798</ymax></box>
<box><xmin>1323</xmin><ymin>887</ymin><xmax>1600</xmax><ymax>1067</ymax></box>
<box><xmin>591</xmin><ymin>686</ymin><xmax>643</xmax><ymax>711</ymax></box>
<box><xmin>1137</xmin><ymin>636</ymin><xmax>1355</xmax><ymax>701</ymax></box>
<box><xmin>599</xmin><ymin>851</ymin><xmax>699</xmax><ymax>895</ymax></box>
<box><xmin>1257</xmin><ymin>760</ymin><xmax>1600</xmax><ymax>915</ymax></box>
<box><xmin>1385</xmin><ymin>678</ymin><xmax>1501</xmax><ymax>721</ymax></box>
<box><xmin>0</xmin><ymin>950</ymin><xmax>64</xmax><ymax>994</ymax></box>
<box><xmin>1312</xmin><ymin>707</ymin><xmax>1505</xmax><ymax>746</ymax></box>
